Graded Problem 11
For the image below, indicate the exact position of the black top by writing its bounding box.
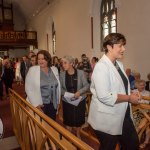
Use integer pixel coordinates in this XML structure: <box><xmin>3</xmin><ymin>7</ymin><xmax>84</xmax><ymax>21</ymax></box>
<box><xmin>145</xmin><ymin>81</ymin><xmax>150</xmax><ymax>91</ymax></box>
<box><xmin>63</xmin><ymin>69</ymin><xmax>86</xmax><ymax>127</ymax></box>
<box><xmin>115</xmin><ymin>62</ymin><xmax>130</xmax><ymax>118</ymax></box>
<box><xmin>65</xmin><ymin>69</ymin><xmax>77</xmax><ymax>93</ymax></box>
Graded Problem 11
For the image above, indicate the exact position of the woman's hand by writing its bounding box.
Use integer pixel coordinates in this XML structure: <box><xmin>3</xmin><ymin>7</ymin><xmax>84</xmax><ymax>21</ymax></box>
<box><xmin>74</xmin><ymin>91</ymin><xmax>80</xmax><ymax>98</ymax></box>
<box><xmin>36</xmin><ymin>105</ymin><xmax>44</xmax><ymax>112</ymax></box>
<box><xmin>129</xmin><ymin>92</ymin><xmax>141</xmax><ymax>104</ymax></box>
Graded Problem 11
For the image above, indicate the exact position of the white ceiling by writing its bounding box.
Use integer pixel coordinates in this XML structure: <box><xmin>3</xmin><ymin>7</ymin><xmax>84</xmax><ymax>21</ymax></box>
<box><xmin>5</xmin><ymin>0</ymin><xmax>53</xmax><ymax>20</ymax></box>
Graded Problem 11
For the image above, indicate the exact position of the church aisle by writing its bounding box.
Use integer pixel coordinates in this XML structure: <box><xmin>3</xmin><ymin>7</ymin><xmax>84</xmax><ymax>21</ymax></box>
<box><xmin>0</xmin><ymin>82</ymin><xmax>150</xmax><ymax>150</ymax></box>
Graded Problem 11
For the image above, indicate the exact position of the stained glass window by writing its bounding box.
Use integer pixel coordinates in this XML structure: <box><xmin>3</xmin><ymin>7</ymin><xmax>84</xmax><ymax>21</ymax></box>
<box><xmin>101</xmin><ymin>0</ymin><xmax>117</xmax><ymax>49</ymax></box>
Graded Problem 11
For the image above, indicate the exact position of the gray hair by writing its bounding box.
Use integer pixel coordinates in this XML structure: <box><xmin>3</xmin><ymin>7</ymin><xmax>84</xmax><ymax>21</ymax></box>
<box><xmin>62</xmin><ymin>55</ymin><xmax>75</xmax><ymax>64</ymax></box>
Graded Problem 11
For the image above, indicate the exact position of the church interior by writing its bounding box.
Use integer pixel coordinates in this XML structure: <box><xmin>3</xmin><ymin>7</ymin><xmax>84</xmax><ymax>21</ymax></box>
<box><xmin>0</xmin><ymin>0</ymin><xmax>150</xmax><ymax>150</ymax></box>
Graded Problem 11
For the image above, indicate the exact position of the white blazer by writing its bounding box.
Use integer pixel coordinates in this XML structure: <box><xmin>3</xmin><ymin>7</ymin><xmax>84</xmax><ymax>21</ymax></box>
<box><xmin>25</xmin><ymin>65</ymin><xmax>61</xmax><ymax>108</ymax></box>
<box><xmin>88</xmin><ymin>54</ymin><xmax>131</xmax><ymax>135</ymax></box>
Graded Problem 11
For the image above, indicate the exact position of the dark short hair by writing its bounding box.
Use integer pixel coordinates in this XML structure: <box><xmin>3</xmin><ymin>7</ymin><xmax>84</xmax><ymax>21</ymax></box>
<box><xmin>103</xmin><ymin>33</ymin><xmax>126</xmax><ymax>53</ymax></box>
<box><xmin>31</xmin><ymin>54</ymin><xmax>36</xmax><ymax>58</ymax></box>
<box><xmin>147</xmin><ymin>73</ymin><xmax>150</xmax><ymax>79</ymax></box>
<box><xmin>92</xmin><ymin>57</ymin><xmax>99</xmax><ymax>62</ymax></box>
<box><xmin>53</xmin><ymin>56</ymin><xmax>59</xmax><ymax>64</ymax></box>
<box><xmin>81</xmin><ymin>54</ymin><xmax>86</xmax><ymax>58</ymax></box>
<box><xmin>37</xmin><ymin>50</ymin><xmax>52</xmax><ymax>67</ymax></box>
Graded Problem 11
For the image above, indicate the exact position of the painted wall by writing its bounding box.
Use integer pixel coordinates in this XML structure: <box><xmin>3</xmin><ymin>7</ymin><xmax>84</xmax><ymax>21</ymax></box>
<box><xmin>117</xmin><ymin>0</ymin><xmax>150</xmax><ymax>80</ymax></box>
<box><xmin>28</xmin><ymin>0</ymin><xmax>92</xmax><ymax>60</ymax></box>
<box><xmin>27</xmin><ymin>0</ymin><xmax>150</xmax><ymax>80</ymax></box>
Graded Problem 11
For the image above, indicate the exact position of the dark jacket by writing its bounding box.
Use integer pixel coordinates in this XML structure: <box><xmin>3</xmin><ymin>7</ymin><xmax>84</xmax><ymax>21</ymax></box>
<box><xmin>145</xmin><ymin>81</ymin><xmax>150</xmax><ymax>91</ymax></box>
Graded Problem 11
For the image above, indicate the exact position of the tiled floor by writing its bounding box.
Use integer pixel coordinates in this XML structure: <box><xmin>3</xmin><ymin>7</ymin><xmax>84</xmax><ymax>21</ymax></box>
<box><xmin>0</xmin><ymin>136</ymin><xmax>19</xmax><ymax>150</ymax></box>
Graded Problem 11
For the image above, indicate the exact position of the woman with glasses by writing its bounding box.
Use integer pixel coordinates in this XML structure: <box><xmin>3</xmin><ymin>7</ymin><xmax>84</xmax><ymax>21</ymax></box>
<box><xmin>60</xmin><ymin>56</ymin><xmax>89</xmax><ymax>138</ymax></box>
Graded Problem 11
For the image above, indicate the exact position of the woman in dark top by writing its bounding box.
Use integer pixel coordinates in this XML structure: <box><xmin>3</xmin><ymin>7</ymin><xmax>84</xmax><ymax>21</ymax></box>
<box><xmin>60</xmin><ymin>55</ymin><xmax>89</xmax><ymax>138</ymax></box>
<box><xmin>2</xmin><ymin>61</ymin><xmax>14</xmax><ymax>97</ymax></box>
<box><xmin>88</xmin><ymin>33</ymin><xmax>141</xmax><ymax>150</ymax></box>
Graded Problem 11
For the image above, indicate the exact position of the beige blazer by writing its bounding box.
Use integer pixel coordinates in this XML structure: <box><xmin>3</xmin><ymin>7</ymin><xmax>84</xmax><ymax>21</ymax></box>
<box><xmin>88</xmin><ymin>54</ymin><xmax>131</xmax><ymax>135</ymax></box>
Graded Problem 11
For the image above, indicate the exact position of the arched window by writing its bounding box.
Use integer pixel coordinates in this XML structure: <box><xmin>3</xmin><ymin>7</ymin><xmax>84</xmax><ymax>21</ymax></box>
<box><xmin>52</xmin><ymin>22</ymin><xmax>56</xmax><ymax>55</ymax></box>
<box><xmin>101</xmin><ymin>0</ymin><xmax>117</xmax><ymax>44</ymax></box>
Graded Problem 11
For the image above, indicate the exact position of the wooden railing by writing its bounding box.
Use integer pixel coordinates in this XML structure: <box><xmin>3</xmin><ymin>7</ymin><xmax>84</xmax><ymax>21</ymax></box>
<box><xmin>9</xmin><ymin>89</ymin><xmax>93</xmax><ymax>150</ymax></box>
<box><xmin>132</xmin><ymin>96</ymin><xmax>150</xmax><ymax>141</ymax></box>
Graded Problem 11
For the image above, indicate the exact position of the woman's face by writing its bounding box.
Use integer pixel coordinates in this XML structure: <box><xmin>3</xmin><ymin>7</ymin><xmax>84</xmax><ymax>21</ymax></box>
<box><xmin>62</xmin><ymin>59</ymin><xmax>72</xmax><ymax>71</ymax></box>
<box><xmin>37</xmin><ymin>54</ymin><xmax>48</xmax><ymax>68</ymax></box>
<box><xmin>108</xmin><ymin>43</ymin><xmax>125</xmax><ymax>60</ymax></box>
<box><xmin>137</xmin><ymin>82</ymin><xmax>145</xmax><ymax>92</ymax></box>
<box><xmin>31</xmin><ymin>57</ymin><xmax>36</xmax><ymax>66</ymax></box>
<box><xmin>91</xmin><ymin>58</ymin><xmax>96</xmax><ymax>64</ymax></box>
<box><xmin>54</xmin><ymin>57</ymin><xmax>59</xmax><ymax>64</ymax></box>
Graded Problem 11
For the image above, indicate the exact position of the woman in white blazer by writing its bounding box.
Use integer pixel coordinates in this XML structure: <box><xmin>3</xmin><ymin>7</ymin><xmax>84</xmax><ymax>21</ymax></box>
<box><xmin>88</xmin><ymin>33</ymin><xmax>140</xmax><ymax>150</ymax></box>
<box><xmin>25</xmin><ymin>50</ymin><xmax>61</xmax><ymax>120</ymax></box>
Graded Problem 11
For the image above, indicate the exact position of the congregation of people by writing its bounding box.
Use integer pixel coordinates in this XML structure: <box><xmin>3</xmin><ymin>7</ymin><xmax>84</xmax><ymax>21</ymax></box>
<box><xmin>0</xmin><ymin>39</ymin><xmax>150</xmax><ymax>149</ymax></box>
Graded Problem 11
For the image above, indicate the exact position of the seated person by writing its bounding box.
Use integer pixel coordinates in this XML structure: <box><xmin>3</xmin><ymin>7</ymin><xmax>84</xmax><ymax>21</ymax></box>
<box><xmin>132</xmin><ymin>79</ymin><xmax>150</xmax><ymax>148</ymax></box>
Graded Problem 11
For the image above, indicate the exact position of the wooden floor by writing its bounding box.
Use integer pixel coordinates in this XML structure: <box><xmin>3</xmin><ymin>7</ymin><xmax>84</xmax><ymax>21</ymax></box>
<box><xmin>0</xmin><ymin>82</ymin><xmax>150</xmax><ymax>150</ymax></box>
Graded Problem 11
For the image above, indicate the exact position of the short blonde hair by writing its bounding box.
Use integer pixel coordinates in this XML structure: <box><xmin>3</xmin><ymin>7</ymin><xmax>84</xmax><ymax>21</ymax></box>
<box><xmin>135</xmin><ymin>79</ymin><xmax>145</xmax><ymax>88</ymax></box>
<box><xmin>62</xmin><ymin>55</ymin><xmax>75</xmax><ymax>64</ymax></box>
<box><xmin>133</xmin><ymin>72</ymin><xmax>141</xmax><ymax>80</ymax></box>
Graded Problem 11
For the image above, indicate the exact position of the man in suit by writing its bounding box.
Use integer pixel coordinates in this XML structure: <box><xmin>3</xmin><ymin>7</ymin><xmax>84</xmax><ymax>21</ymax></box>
<box><xmin>20</xmin><ymin>56</ymin><xmax>31</xmax><ymax>83</ymax></box>
<box><xmin>145</xmin><ymin>73</ymin><xmax>150</xmax><ymax>91</ymax></box>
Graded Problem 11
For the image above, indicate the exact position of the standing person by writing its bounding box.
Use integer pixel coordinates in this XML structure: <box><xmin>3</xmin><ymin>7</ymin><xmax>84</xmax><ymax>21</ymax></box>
<box><xmin>79</xmin><ymin>54</ymin><xmax>92</xmax><ymax>83</ymax></box>
<box><xmin>28</xmin><ymin>51</ymin><xmax>35</xmax><ymax>60</ymax></box>
<box><xmin>88</xmin><ymin>33</ymin><xmax>140</xmax><ymax>150</ymax></box>
<box><xmin>0</xmin><ymin>57</ymin><xmax>9</xmax><ymax>99</ymax></box>
<box><xmin>25</xmin><ymin>50</ymin><xmax>61</xmax><ymax>120</ymax></box>
<box><xmin>74</xmin><ymin>58</ymin><xmax>79</xmax><ymax>69</ymax></box>
<box><xmin>60</xmin><ymin>56</ymin><xmax>89</xmax><ymax>138</ymax></box>
<box><xmin>91</xmin><ymin>57</ymin><xmax>98</xmax><ymax>71</ymax></box>
<box><xmin>52</xmin><ymin>56</ymin><xmax>60</xmax><ymax>73</ymax></box>
<box><xmin>0</xmin><ymin>59</ymin><xmax>3</xmax><ymax>100</ymax></box>
<box><xmin>15</xmin><ymin>58</ymin><xmax>22</xmax><ymax>85</ymax></box>
<box><xmin>20</xmin><ymin>56</ymin><xmax>30</xmax><ymax>83</ymax></box>
<box><xmin>30</xmin><ymin>55</ymin><xmax>37</xmax><ymax>66</ymax></box>
<box><xmin>2</xmin><ymin>61</ymin><xmax>14</xmax><ymax>97</ymax></box>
